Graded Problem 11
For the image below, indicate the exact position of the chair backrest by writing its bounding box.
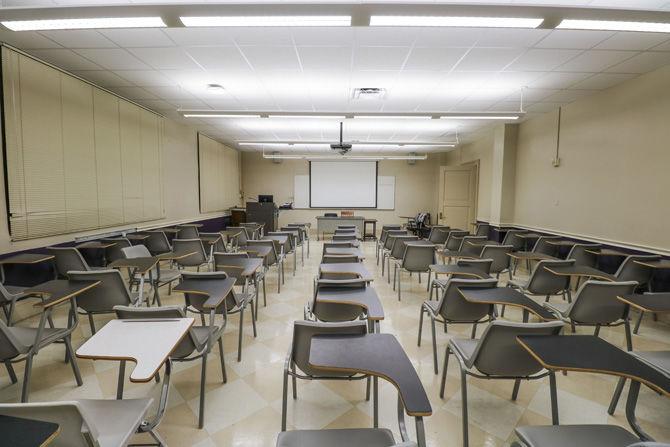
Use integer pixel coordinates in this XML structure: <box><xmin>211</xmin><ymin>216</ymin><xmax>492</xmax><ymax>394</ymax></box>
<box><xmin>501</xmin><ymin>230</ymin><xmax>526</xmax><ymax>251</ymax></box>
<box><xmin>324</xmin><ymin>213</ymin><xmax>338</xmax><ymax>218</ymax></box>
<box><xmin>390</xmin><ymin>236</ymin><xmax>419</xmax><ymax>259</ymax></box>
<box><xmin>291</xmin><ymin>320</ymin><xmax>367</xmax><ymax>376</ymax></box>
<box><xmin>471</xmin><ymin>320</ymin><xmax>564</xmax><ymax>376</ymax></box>
<box><xmin>312</xmin><ymin>279</ymin><xmax>367</xmax><ymax>322</ymax></box>
<box><xmin>0</xmin><ymin>319</ymin><xmax>24</xmax><ymax>360</ymax></box>
<box><xmin>526</xmin><ymin>259</ymin><xmax>575</xmax><ymax>295</ymax></box>
<box><xmin>213</xmin><ymin>247</ymin><xmax>248</xmax><ymax>284</ymax></box>
<box><xmin>323</xmin><ymin>242</ymin><xmax>355</xmax><ymax>251</ymax></box>
<box><xmin>401</xmin><ymin>244</ymin><xmax>435</xmax><ymax>272</ymax></box>
<box><xmin>200</xmin><ymin>232</ymin><xmax>227</xmax><ymax>253</ymax></box>
<box><xmin>427</xmin><ymin>226</ymin><xmax>450</xmax><ymax>244</ymax></box>
<box><xmin>145</xmin><ymin>230</ymin><xmax>171</xmax><ymax>255</ymax></box>
<box><xmin>459</xmin><ymin>236</ymin><xmax>488</xmax><ymax>256</ymax></box>
<box><xmin>438</xmin><ymin>277</ymin><xmax>499</xmax><ymax>322</ymax></box>
<box><xmin>281</xmin><ymin>227</ymin><xmax>304</xmax><ymax>243</ymax></box>
<box><xmin>101</xmin><ymin>238</ymin><xmax>132</xmax><ymax>263</ymax></box>
<box><xmin>322</xmin><ymin>255</ymin><xmax>359</xmax><ymax>264</ymax></box>
<box><xmin>122</xmin><ymin>244</ymin><xmax>152</xmax><ymax>259</ymax></box>
<box><xmin>179</xmin><ymin>271</ymin><xmax>237</xmax><ymax>313</ymax></box>
<box><xmin>445</xmin><ymin>231</ymin><xmax>470</xmax><ymax>251</ymax></box>
<box><xmin>114</xmin><ymin>305</ymin><xmax>199</xmax><ymax>358</ymax></box>
<box><xmin>268</xmin><ymin>231</ymin><xmax>295</xmax><ymax>251</ymax></box>
<box><xmin>176</xmin><ymin>225</ymin><xmax>199</xmax><ymax>239</ymax></box>
<box><xmin>214</xmin><ymin>252</ymin><xmax>249</xmax><ymax>262</ymax></box>
<box><xmin>567</xmin><ymin>280</ymin><xmax>638</xmax><ymax>324</ymax></box>
<box><xmin>247</xmin><ymin>240</ymin><xmax>278</xmax><ymax>266</ymax></box>
<box><xmin>333</xmin><ymin>234</ymin><xmax>357</xmax><ymax>242</ymax></box>
<box><xmin>457</xmin><ymin>258</ymin><xmax>493</xmax><ymax>274</ymax></box>
<box><xmin>226</xmin><ymin>227</ymin><xmax>249</xmax><ymax>245</ymax></box>
<box><xmin>615</xmin><ymin>255</ymin><xmax>661</xmax><ymax>286</ymax></box>
<box><xmin>474</xmin><ymin>223</ymin><xmax>490</xmax><ymax>237</ymax></box>
<box><xmin>479</xmin><ymin>245</ymin><xmax>513</xmax><ymax>273</ymax></box>
<box><xmin>47</xmin><ymin>247</ymin><xmax>90</xmax><ymax>277</ymax></box>
<box><xmin>0</xmin><ymin>401</ymin><xmax>102</xmax><ymax>447</ymax></box>
<box><xmin>532</xmin><ymin>236</ymin><xmax>561</xmax><ymax>256</ymax></box>
<box><xmin>68</xmin><ymin>270</ymin><xmax>135</xmax><ymax>312</ymax></box>
<box><xmin>171</xmin><ymin>238</ymin><xmax>208</xmax><ymax>267</ymax></box>
<box><xmin>384</xmin><ymin>231</ymin><xmax>408</xmax><ymax>250</ymax></box>
<box><xmin>336</xmin><ymin>225</ymin><xmax>356</xmax><ymax>230</ymax></box>
<box><xmin>566</xmin><ymin>243</ymin><xmax>601</xmax><ymax>268</ymax></box>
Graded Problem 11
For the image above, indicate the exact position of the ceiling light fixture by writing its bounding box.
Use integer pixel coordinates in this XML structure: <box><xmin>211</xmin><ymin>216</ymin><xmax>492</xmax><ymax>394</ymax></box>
<box><xmin>557</xmin><ymin>19</ymin><xmax>670</xmax><ymax>33</ymax></box>
<box><xmin>369</xmin><ymin>16</ymin><xmax>543</xmax><ymax>28</ymax></box>
<box><xmin>262</xmin><ymin>153</ymin><xmax>428</xmax><ymax>161</ymax></box>
<box><xmin>180</xmin><ymin>16</ymin><xmax>352</xmax><ymax>27</ymax></box>
<box><xmin>238</xmin><ymin>141</ymin><xmax>455</xmax><ymax>147</ymax></box>
<box><xmin>354</xmin><ymin>115</ymin><xmax>433</xmax><ymax>119</ymax></box>
<box><xmin>183</xmin><ymin>113</ymin><xmax>262</xmax><ymax>118</ymax></box>
<box><xmin>1</xmin><ymin>17</ymin><xmax>166</xmax><ymax>31</ymax></box>
<box><xmin>206</xmin><ymin>84</ymin><xmax>226</xmax><ymax>94</ymax></box>
<box><xmin>439</xmin><ymin>115</ymin><xmax>520</xmax><ymax>120</ymax></box>
<box><xmin>267</xmin><ymin>114</ymin><xmax>348</xmax><ymax>119</ymax></box>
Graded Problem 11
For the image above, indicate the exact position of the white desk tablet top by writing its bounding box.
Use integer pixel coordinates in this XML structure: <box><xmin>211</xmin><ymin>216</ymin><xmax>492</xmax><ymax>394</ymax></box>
<box><xmin>76</xmin><ymin>318</ymin><xmax>194</xmax><ymax>383</ymax></box>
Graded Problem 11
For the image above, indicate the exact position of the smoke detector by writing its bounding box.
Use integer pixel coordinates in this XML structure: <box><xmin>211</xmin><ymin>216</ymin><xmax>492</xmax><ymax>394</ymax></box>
<box><xmin>352</xmin><ymin>87</ymin><xmax>386</xmax><ymax>100</ymax></box>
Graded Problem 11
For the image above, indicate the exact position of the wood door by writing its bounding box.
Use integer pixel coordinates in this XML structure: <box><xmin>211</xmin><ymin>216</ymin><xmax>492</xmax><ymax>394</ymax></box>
<box><xmin>438</xmin><ymin>165</ymin><xmax>477</xmax><ymax>230</ymax></box>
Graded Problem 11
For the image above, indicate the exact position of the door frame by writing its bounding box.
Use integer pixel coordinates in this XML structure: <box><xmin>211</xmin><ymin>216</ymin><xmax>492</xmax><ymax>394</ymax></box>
<box><xmin>437</xmin><ymin>161</ymin><xmax>480</xmax><ymax>229</ymax></box>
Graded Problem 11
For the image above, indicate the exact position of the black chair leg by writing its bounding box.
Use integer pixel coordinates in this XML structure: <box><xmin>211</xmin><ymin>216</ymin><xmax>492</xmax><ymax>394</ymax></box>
<box><xmin>607</xmin><ymin>377</ymin><xmax>626</xmax><ymax>415</ymax></box>
<box><xmin>198</xmin><ymin>353</ymin><xmax>208</xmax><ymax>429</ymax></box>
<box><xmin>439</xmin><ymin>347</ymin><xmax>451</xmax><ymax>398</ymax></box>
<box><xmin>549</xmin><ymin>371</ymin><xmax>559</xmax><ymax>425</ymax></box>
<box><xmin>4</xmin><ymin>361</ymin><xmax>17</xmax><ymax>384</ymax></box>
<box><xmin>511</xmin><ymin>379</ymin><xmax>521</xmax><ymax>400</ymax></box>
<box><xmin>417</xmin><ymin>306</ymin><xmax>424</xmax><ymax>346</ymax></box>
<box><xmin>431</xmin><ymin>318</ymin><xmax>438</xmax><ymax>375</ymax></box>
<box><xmin>218</xmin><ymin>337</ymin><xmax>227</xmax><ymax>383</ymax></box>
<box><xmin>64</xmin><ymin>336</ymin><xmax>83</xmax><ymax>386</ymax></box>
<box><xmin>633</xmin><ymin>311</ymin><xmax>644</xmax><ymax>334</ymax></box>
<box><xmin>460</xmin><ymin>367</ymin><xmax>469</xmax><ymax>447</ymax></box>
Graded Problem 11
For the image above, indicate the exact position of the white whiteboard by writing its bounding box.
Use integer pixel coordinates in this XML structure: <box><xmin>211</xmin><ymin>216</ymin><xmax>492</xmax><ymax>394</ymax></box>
<box><xmin>310</xmin><ymin>161</ymin><xmax>377</xmax><ymax>208</ymax></box>
<box><xmin>293</xmin><ymin>174</ymin><xmax>394</xmax><ymax>210</ymax></box>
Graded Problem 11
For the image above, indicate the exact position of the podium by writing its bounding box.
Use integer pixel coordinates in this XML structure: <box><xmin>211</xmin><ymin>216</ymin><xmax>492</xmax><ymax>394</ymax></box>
<box><xmin>246</xmin><ymin>202</ymin><xmax>279</xmax><ymax>232</ymax></box>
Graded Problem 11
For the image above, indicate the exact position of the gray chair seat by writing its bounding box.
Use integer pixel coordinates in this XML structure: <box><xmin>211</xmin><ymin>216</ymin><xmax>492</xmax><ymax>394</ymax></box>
<box><xmin>277</xmin><ymin>428</ymin><xmax>396</xmax><ymax>447</ymax></box>
<box><xmin>508</xmin><ymin>278</ymin><xmax>529</xmax><ymax>289</ymax></box>
<box><xmin>4</xmin><ymin>285</ymin><xmax>28</xmax><ymax>295</ymax></box>
<box><xmin>424</xmin><ymin>300</ymin><xmax>440</xmax><ymax>314</ymax></box>
<box><xmin>515</xmin><ymin>424</ymin><xmax>638</xmax><ymax>447</ymax></box>
<box><xmin>186</xmin><ymin>326</ymin><xmax>212</xmax><ymax>353</ymax></box>
<box><xmin>432</xmin><ymin>278</ymin><xmax>449</xmax><ymax>289</ymax></box>
<box><xmin>544</xmin><ymin>301</ymin><xmax>570</xmax><ymax>317</ymax></box>
<box><xmin>448</xmin><ymin>337</ymin><xmax>478</xmax><ymax>368</ymax></box>
<box><xmin>11</xmin><ymin>326</ymin><xmax>69</xmax><ymax>351</ymax></box>
<box><xmin>77</xmin><ymin>398</ymin><xmax>153</xmax><ymax>447</ymax></box>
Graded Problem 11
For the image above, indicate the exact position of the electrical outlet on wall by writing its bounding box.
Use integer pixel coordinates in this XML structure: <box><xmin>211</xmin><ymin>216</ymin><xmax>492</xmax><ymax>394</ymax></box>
<box><xmin>552</xmin><ymin>157</ymin><xmax>561</xmax><ymax>167</ymax></box>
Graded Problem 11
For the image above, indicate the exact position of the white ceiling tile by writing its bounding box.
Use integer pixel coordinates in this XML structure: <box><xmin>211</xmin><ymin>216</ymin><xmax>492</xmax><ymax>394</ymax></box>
<box><xmin>543</xmin><ymin>89</ymin><xmax>597</xmax><ymax>103</ymax></box>
<box><xmin>99</xmin><ymin>29</ymin><xmax>175</xmax><ymax>48</ymax></box>
<box><xmin>403</xmin><ymin>47</ymin><xmax>467</xmax><ymax>70</ymax></box>
<box><xmin>29</xmin><ymin>49</ymin><xmax>101</xmax><ymax>70</ymax></box>
<box><xmin>298</xmin><ymin>46</ymin><xmax>352</xmax><ymax>70</ymax></box>
<box><xmin>650</xmin><ymin>38</ymin><xmax>670</xmax><ymax>51</ymax></box>
<box><xmin>534</xmin><ymin>30</ymin><xmax>613</xmax><ymax>49</ymax></box>
<box><xmin>71</xmin><ymin>70</ymin><xmax>133</xmax><ymax>87</ymax></box>
<box><xmin>144</xmin><ymin>85</ymin><xmax>196</xmax><ymax>100</ymax></box>
<box><xmin>185</xmin><ymin>46</ymin><xmax>251</xmax><ymax>70</ymax></box>
<box><xmin>109</xmin><ymin>86</ymin><xmax>158</xmax><ymax>100</ymax></box>
<box><xmin>230</xmin><ymin>28</ymin><xmax>295</xmax><ymax>46</ymax></box>
<box><xmin>350</xmin><ymin>70</ymin><xmax>399</xmax><ymax>89</ymax></box>
<box><xmin>506</xmin><ymin>49</ymin><xmax>582</xmax><ymax>71</ymax></box>
<box><xmin>528</xmin><ymin>71</ymin><xmax>592</xmax><ymax>89</ymax></box>
<box><xmin>569</xmin><ymin>73</ymin><xmax>637</xmax><ymax>90</ymax></box>
<box><xmin>169</xmin><ymin>98</ymin><xmax>209</xmax><ymax>109</ymax></box>
<box><xmin>128</xmin><ymin>47</ymin><xmax>200</xmax><ymax>70</ymax></box>
<box><xmin>354</xmin><ymin>46</ymin><xmax>410</xmax><ymax>70</ymax></box>
<box><xmin>291</xmin><ymin>28</ymin><xmax>355</xmax><ymax>46</ymax></box>
<box><xmin>354</xmin><ymin>27</ymin><xmax>419</xmax><ymax>46</ymax></box>
<box><xmin>556</xmin><ymin>50</ymin><xmax>636</xmax><ymax>72</ymax></box>
<box><xmin>240</xmin><ymin>46</ymin><xmax>300</xmax><ymax>70</ymax></box>
<box><xmin>475</xmin><ymin>29</ymin><xmax>550</xmax><ymax>48</ymax></box>
<box><xmin>594</xmin><ymin>32</ymin><xmax>670</xmax><ymax>51</ymax></box>
<box><xmin>413</xmin><ymin>28</ymin><xmax>480</xmax><ymax>48</ymax></box>
<box><xmin>39</xmin><ymin>30</ymin><xmax>116</xmax><ymax>48</ymax></box>
<box><xmin>606</xmin><ymin>51</ymin><xmax>670</xmax><ymax>74</ymax></box>
<box><xmin>74</xmin><ymin>48</ymin><xmax>149</xmax><ymax>70</ymax></box>
<box><xmin>0</xmin><ymin>30</ymin><xmax>61</xmax><ymax>49</ymax></box>
<box><xmin>517</xmin><ymin>88</ymin><xmax>560</xmax><ymax>102</ymax></box>
<box><xmin>134</xmin><ymin>99</ymin><xmax>175</xmax><ymax>112</ymax></box>
<box><xmin>162</xmin><ymin>28</ymin><xmax>236</xmax><ymax>46</ymax></box>
<box><xmin>114</xmin><ymin>70</ymin><xmax>177</xmax><ymax>86</ymax></box>
<box><xmin>526</xmin><ymin>102</ymin><xmax>564</xmax><ymax>113</ymax></box>
<box><xmin>453</xmin><ymin>48</ymin><xmax>525</xmax><ymax>71</ymax></box>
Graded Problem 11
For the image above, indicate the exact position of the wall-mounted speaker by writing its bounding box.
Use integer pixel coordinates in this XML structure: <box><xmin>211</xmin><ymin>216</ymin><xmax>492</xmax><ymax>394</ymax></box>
<box><xmin>271</xmin><ymin>151</ymin><xmax>283</xmax><ymax>164</ymax></box>
<box><xmin>407</xmin><ymin>152</ymin><xmax>418</xmax><ymax>165</ymax></box>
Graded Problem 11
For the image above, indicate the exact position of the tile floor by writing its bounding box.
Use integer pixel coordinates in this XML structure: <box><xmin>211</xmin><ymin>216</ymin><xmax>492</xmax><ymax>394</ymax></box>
<box><xmin>1</xmin><ymin>238</ymin><xmax>669</xmax><ymax>446</ymax></box>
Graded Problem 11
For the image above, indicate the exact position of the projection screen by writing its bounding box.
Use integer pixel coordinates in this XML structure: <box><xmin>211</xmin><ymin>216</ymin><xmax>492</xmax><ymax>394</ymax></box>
<box><xmin>309</xmin><ymin>161</ymin><xmax>377</xmax><ymax>208</ymax></box>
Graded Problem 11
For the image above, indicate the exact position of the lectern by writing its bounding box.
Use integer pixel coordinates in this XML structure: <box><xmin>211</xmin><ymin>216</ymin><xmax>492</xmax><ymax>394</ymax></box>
<box><xmin>246</xmin><ymin>201</ymin><xmax>278</xmax><ymax>232</ymax></box>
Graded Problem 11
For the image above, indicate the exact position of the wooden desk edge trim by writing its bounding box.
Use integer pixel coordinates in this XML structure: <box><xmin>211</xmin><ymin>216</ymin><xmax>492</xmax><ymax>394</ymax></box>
<box><xmin>41</xmin><ymin>424</ymin><xmax>61</xmax><ymax>447</ymax></box>
<box><xmin>515</xmin><ymin>337</ymin><xmax>669</xmax><ymax>397</ymax></box>
<box><xmin>32</xmin><ymin>281</ymin><xmax>101</xmax><ymax>308</ymax></box>
<box><xmin>615</xmin><ymin>295</ymin><xmax>670</xmax><ymax>313</ymax></box>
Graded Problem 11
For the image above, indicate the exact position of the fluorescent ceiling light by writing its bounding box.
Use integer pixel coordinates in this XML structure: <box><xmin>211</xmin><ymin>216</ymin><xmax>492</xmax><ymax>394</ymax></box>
<box><xmin>354</xmin><ymin>115</ymin><xmax>433</xmax><ymax>119</ymax></box>
<box><xmin>183</xmin><ymin>113</ymin><xmax>261</xmax><ymax>118</ymax></box>
<box><xmin>370</xmin><ymin>16</ymin><xmax>543</xmax><ymax>28</ymax></box>
<box><xmin>1</xmin><ymin>17</ymin><xmax>166</xmax><ymax>31</ymax></box>
<box><xmin>262</xmin><ymin>153</ymin><xmax>428</xmax><ymax>160</ymax></box>
<box><xmin>181</xmin><ymin>16</ymin><xmax>351</xmax><ymax>27</ymax></box>
<box><xmin>440</xmin><ymin>115</ymin><xmax>519</xmax><ymax>120</ymax></box>
<box><xmin>268</xmin><ymin>114</ymin><xmax>347</xmax><ymax>119</ymax></box>
<box><xmin>557</xmin><ymin>19</ymin><xmax>670</xmax><ymax>33</ymax></box>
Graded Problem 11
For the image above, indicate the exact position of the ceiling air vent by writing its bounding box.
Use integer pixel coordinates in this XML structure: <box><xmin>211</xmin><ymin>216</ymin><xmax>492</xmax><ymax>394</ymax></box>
<box><xmin>352</xmin><ymin>87</ymin><xmax>386</xmax><ymax>100</ymax></box>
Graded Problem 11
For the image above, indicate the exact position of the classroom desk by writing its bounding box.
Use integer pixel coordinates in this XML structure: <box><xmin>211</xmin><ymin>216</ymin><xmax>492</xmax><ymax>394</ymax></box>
<box><xmin>617</xmin><ymin>293</ymin><xmax>670</xmax><ymax>314</ymax></box>
<box><xmin>76</xmin><ymin>241</ymin><xmax>117</xmax><ymax>266</ymax></box>
<box><xmin>585</xmin><ymin>248</ymin><xmax>630</xmax><ymax>257</ymax></box>
<box><xmin>508</xmin><ymin>252</ymin><xmax>557</xmax><ymax>262</ymax></box>
<box><xmin>309</xmin><ymin>333</ymin><xmax>431</xmax><ymax>440</ymax></box>
<box><xmin>545</xmin><ymin>240</ymin><xmax>579</xmax><ymax>248</ymax></box>
<box><xmin>0</xmin><ymin>414</ymin><xmax>60</xmax><ymax>447</ymax></box>
<box><xmin>244</xmin><ymin>245</ymin><xmax>272</xmax><ymax>261</ymax></box>
<box><xmin>544</xmin><ymin>265</ymin><xmax>616</xmax><ymax>282</ymax></box>
<box><xmin>324</xmin><ymin>247</ymin><xmax>365</xmax><ymax>260</ymax></box>
<box><xmin>173</xmin><ymin>278</ymin><xmax>237</xmax><ymax>310</ymax></box>
<box><xmin>125</xmin><ymin>233</ymin><xmax>150</xmax><ymax>242</ymax></box>
<box><xmin>215</xmin><ymin>257</ymin><xmax>264</xmax><ymax>313</ymax></box>
<box><xmin>464</xmin><ymin>239</ymin><xmax>500</xmax><ymax>248</ymax></box>
<box><xmin>634</xmin><ymin>259</ymin><xmax>670</xmax><ymax>293</ymax></box>
<box><xmin>316</xmin><ymin>216</ymin><xmax>365</xmax><ymax>240</ymax></box>
<box><xmin>263</xmin><ymin>234</ymin><xmax>289</xmax><ymax>250</ymax></box>
<box><xmin>0</xmin><ymin>253</ymin><xmax>56</xmax><ymax>286</ymax></box>
<box><xmin>76</xmin><ymin>318</ymin><xmax>194</xmax><ymax>434</ymax></box>
<box><xmin>517</xmin><ymin>335</ymin><xmax>670</xmax><ymax>442</ymax></box>
<box><xmin>109</xmin><ymin>257</ymin><xmax>160</xmax><ymax>305</ymax></box>
<box><xmin>326</xmin><ymin>239</ymin><xmax>361</xmax><ymax>248</ymax></box>
<box><xmin>319</xmin><ymin>262</ymin><xmax>374</xmax><ymax>282</ymax></box>
<box><xmin>155</xmin><ymin>250</ymin><xmax>197</xmax><ymax>262</ymax></box>
<box><xmin>429</xmin><ymin>264</ymin><xmax>491</xmax><ymax>279</ymax></box>
<box><xmin>26</xmin><ymin>279</ymin><xmax>101</xmax><ymax>309</ymax></box>
<box><xmin>459</xmin><ymin>287</ymin><xmax>557</xmax><ymax>322</ymax></box>
<box><xmin>515</xmin><ymin>233</ymin><xmax>544</xmax><ymax>250</ymax></box>
<box><xmin>316</xmin><ymin>287</ymin><xmax>384</xmax><ymax>331</ymax></box>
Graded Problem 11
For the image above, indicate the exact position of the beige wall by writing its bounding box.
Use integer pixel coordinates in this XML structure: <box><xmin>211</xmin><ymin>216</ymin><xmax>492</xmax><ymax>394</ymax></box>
<box><xmin>443</xmin><ymin>64</ymin><xmax>670</xmax><ymax>253</ymax></box>
<box><xmin>241</xmin><ymin>152</ymin><xmax>441</xmax><ymax>228</ymax></box>
<box><xmin>0</xmin><ymin>119</ymin><xmax>238</xmax><ymax>254</ymax></box>
<box><xmin>514</xmin><ymin>65</ymin><xmax>670</xmax><ymax>252</ymax></box>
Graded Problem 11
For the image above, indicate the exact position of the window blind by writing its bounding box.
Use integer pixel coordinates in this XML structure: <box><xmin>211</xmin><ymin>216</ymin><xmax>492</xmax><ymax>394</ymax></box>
<box><xmin>197</xmin><ymin>133</ymin><xmax>240</xmax><ymax>213</ymax></box>
<box><xmin>2</xmin><ymin>46</ymin><xmax>165</xmax><ymax>240</ymax></box>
